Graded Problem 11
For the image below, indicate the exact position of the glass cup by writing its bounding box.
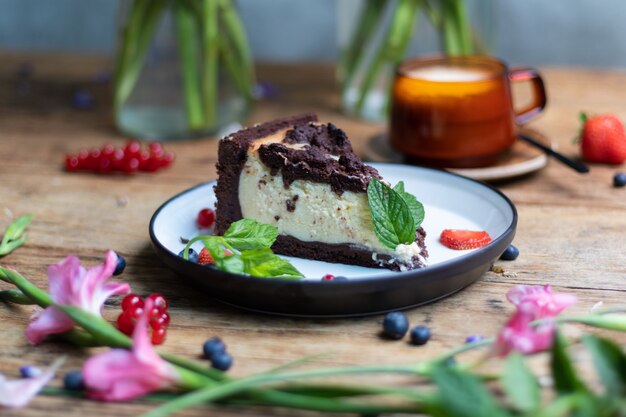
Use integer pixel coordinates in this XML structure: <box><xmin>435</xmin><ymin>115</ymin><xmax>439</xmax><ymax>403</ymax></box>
<box><xmin>389</xmin><ymin>55</ymin><xmax>547</xmax><ymax>168</ymax></box>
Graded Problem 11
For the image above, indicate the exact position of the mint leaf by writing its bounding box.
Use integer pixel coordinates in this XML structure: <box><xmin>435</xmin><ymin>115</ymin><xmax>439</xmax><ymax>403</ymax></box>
<box><xmin>202</xmin><ymin>237</ymin><xmax>245</xmax><ymax>274</ymax></box>
<box><xmin>502</xmin><ymin>353</ymin><xmax>540</xmax><ymax>413</ymax></box>
<box><xmin>241</xmin><ymin>249</ymin><xmax>303</xmax><ymax>278</ymax></box>
<box><xmin>393</xmin><ymin>182</ymin><xmax>425</xmax><ymax>230</ymax></box>
<box><xmin>367</xmin><ymin>178</ymin><xmax>415</xmax><ymax>249</ymax></box>
<box><xmin>223</xmin><ymin>219</ymin><xmax>278</xmax><ymax>250</ymax></box>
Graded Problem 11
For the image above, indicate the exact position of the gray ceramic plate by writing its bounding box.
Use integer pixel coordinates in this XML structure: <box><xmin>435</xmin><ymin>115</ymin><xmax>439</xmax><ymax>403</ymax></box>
<box><xmin>149</xmin><ymin>163</ymin><xmax>517</xmax><ymax>317</ymax></box>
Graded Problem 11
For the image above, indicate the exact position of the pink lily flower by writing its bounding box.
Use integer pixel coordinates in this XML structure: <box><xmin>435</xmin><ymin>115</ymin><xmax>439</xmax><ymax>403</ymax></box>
<box><xmin>26</xmin><ymin>250</ymin><xmax>130</xmax><ymax>344</ymax></box>
<box><xmin>494</xmin><ymin>310</ymin><xmax>556</xmax><ymax>356</ymax></box>
<box><xmin>0</xmin><ymin>358</ymin><xmax>64</xmax><ymax>408</ymax></box>
<box><xmin>507</xmin><ymin>284</ymin><xmax>577</xmax><ymax>318</ymax></box>
<box><xmin>82</xmin><ymin>299</ymin><xmax>180</xmax><ymax>401</ymax></box>
<box><xmin>494</xmin><ymin>284</ymin><xmax>577</xmax><ymax>356</ymax></box>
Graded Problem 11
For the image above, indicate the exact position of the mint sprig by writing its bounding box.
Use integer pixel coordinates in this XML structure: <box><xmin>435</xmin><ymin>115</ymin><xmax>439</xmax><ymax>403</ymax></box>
<box><xmin>367</xmin><ymin>178</ymin><xmax>421</xmax><ymax>250</ymax></box>
<box><xmin>183</xmin><ymin>219</ymin><xmax>303</xmax><ymax>279</ymax></box>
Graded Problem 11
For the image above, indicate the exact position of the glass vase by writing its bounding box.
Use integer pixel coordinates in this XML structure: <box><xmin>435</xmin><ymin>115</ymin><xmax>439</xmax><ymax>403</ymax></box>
<box><xmin>114</xmin><ymin>0</ymin><xmax>254</xmax><ymax>140</ymax></box>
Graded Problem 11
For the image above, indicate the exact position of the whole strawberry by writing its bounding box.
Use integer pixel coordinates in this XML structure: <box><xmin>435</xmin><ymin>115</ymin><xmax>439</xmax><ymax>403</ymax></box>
<box><xmin>580</xmin><ymin>113</ymin><xmax>626</xmax><ymax>164</ymax></box>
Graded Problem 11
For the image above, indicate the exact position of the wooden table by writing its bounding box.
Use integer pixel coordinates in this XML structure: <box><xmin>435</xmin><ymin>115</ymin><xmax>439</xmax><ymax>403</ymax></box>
<box><xmin>1</xmin><ymin>53</ymin><xmax>625</xmax><ymax>416</ymax></box>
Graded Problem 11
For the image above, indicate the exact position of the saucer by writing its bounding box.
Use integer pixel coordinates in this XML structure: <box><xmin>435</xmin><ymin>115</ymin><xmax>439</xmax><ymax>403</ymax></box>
<box><xmin>362</xmin><ymin>129</ymin><xmax>552</xmax><ymax>181</ymax></box>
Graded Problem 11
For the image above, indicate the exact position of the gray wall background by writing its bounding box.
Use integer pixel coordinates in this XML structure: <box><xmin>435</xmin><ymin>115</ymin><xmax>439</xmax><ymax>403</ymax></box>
<box><xmin>1</xmin><ymin>0</ymin><xmax>625</xmax><ymax>68</ymax></box>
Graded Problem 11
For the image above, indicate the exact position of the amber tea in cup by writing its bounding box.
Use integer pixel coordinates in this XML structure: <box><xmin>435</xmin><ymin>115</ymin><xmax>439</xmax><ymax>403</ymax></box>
<box><xmin>389</xmin><ymin>56</ymin><xmax>546</xmax><ymax>168</ymax></box>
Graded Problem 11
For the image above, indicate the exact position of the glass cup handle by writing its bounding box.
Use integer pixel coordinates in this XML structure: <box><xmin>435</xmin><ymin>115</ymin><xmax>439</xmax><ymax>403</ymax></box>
<box><xmin>509</xmin><ymin>67</ymin><xmax>547</xmax><ymax>125</ymax></box>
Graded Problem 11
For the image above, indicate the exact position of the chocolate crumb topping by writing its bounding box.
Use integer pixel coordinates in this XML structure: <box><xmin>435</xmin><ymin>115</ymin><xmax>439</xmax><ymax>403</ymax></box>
<box><xmin>258</xmin><ymin>136</ymin><xmax>381</xmax><ymax>195</ymax></box>
<box><xmin>274</xmin><ymin>215</ymin><xmax>280</xmax><ymax>221</ymax></box>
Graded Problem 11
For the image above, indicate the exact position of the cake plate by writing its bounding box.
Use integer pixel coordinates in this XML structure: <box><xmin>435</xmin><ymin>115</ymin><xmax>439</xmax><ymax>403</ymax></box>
<box><xmin>149</xmin><ymin>163</ymin><xmax>517</xmax><ymax>317</ymax></box>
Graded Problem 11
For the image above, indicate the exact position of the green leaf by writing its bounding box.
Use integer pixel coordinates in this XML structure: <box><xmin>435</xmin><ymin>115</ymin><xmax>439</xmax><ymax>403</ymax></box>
<box><xmin>241</xmin><ymin>249</ymin><xmax>303</xmax><ymax>278</ymax></box>
<box><xmin>223</xmin><ymin>219</ymin><xmax>278</xmax><ymax>250</ymax></box>
<box><xmin>582</xmin><ymin>335</ymin><xmax>626</xmax><ymax>397</ymax></box>
<box><xmin>502</xmin><ymin>353</ymin><xmax>540</xmax><ymax>413</ymax></box>
<box><xmin>0</xmin><ymin>214</ymin><xmax>33</xmax><ymax>255</ymax></box>
<box><xmin>367</xmin><ymin>178</ymin><xmax>415</xmax><ymax>249</ymax></box>
<box><xmin>201</xmin><ymin>237</ymin><xmax>245</xmax><ymax>274</ymax></box>
<box><xmin>433</xmin><ymin>366</ymin><xmax>510</xmax><ymax>417</ymax></box>
<box><xmin>551</xmin><ymin>331</ymin><xmax>588</xmax><ymax>395</ymax></box>
<box><xmin>393</xmin><ymin>181</ymin><xmax>425</xmax><ymax>230</ymax></box>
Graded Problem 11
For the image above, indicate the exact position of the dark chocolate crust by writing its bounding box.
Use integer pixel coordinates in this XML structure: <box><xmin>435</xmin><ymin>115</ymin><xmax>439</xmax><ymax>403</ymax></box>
<box><xmin>273</xmin><ymin>228</ymin><xmax>428</xmax><ymax>271</ymax></box>
<box><xmin>214</xmin><ymin>114</ymin><xmax>317</xmax><ymax>234</ymax></box>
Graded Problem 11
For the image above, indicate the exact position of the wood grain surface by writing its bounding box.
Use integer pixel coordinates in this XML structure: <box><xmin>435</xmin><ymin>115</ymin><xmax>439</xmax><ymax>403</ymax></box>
<box><xmin>0</xmin><ymin>53</ymin><xmax>625</xmax><ymax>416</ymax></box>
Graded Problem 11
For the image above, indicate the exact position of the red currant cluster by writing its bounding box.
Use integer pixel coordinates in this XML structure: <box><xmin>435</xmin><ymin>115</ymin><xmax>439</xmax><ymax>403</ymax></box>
<box><xmin>116</xmin><ymin>293</ymin><xmax>171</xmax><ymax>345</ymax></box>
<box><xmin>65</xmin><ymin>141</ymin><xmax>175</xmax><ymax>174</ymax></box>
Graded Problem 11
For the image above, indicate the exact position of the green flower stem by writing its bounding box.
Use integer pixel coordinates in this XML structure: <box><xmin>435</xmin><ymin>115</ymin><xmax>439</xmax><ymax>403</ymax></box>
<box><xmin>142</xmin><ymin>362</ymin><xmax>434</xmax><ymax>417</ymax></box>
<box><xmin>218</xmin><ymin>33</ymin><xmax>252</xmax><ymax>100</ymax></box>
<box><xmin>0</xmin><ymin>288</ymin><xmax>34</xmax><ymax>304</ymax></box>
<box><xmin>339</xmin><ymin>0</ymin><xmax>386</xmax><ymax>93</ymax></box>
<box><xmin>218</xmin><ymin>0</ymin><xmax>255</xmax><ymax>97</ymax></box>
<box><xmin>174</xmin><ymin>1</ymin><xmax>206</xmax><ymax>130</ymax></box>
<box><xmin>355</xmin><ymin>0</ymin><xmax>420</xmax><ymax>115</ymax></box>
<box><xmin>441</xmin><ymin>0</ymin><xmax>473</xmax><ymax>55</ymax></box>
<box><xmin>200</xmin><ymin>0</ymin><xmax>219</xmax><ymax>127</ymax></box>
<box><xmin>0</xmin><ymin>267</ymin><xmax>53</xmax><ymax>306</ymax></box>
<box><xmin>555</xmin><ymin>314</ymin><xmax>626</xmax><ymax>332</ymax></box>
<box><xmin>114</xmin><ymin>0</ymin><xmax>168</xmax><ymax>112</ymax></box>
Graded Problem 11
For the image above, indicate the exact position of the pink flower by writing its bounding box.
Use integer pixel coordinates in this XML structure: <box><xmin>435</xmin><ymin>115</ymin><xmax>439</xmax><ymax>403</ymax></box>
<box><xmin>26</xmin><ymin>250</ymin><xmax>130</xmax><ymax>344</ymax></box>
<box><xmin>494</xmin><ymin>310</ymin><xmax>556</xmax><ymax>356</ymax></box>
<box><xmin>0</xmin><ymin>358</ymin><xmax>64</xmax><ymax>408</ymax></box>
<box><xmin>493</xmin><ymin>284</ymin><xmax>576</xmax><ymax>357</ymax></box>
<box><xmin>82</xmin><ymin>299</ymin><xmax>180</xmax><ymax>401</ymax></box>
<box><xmin>507</xmin><ymin>284</ymin><xmax>577</xmax><ymax>318</ymax></box>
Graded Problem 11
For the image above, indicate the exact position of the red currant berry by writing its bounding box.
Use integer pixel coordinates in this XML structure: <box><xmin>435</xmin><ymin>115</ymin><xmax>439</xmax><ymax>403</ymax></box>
<box><xmin>116</xmin><ymin>311</ymin><xmax>135</xmax><ymax>335</ymax></box>
<box><xmin>110</xmin><ymin>148</ymin><xmax>125</xmax><ymax>171</ymax></box>
<box><xmin>86</xmin><ymin>149</ymin><xmax>101</xmax><ymax>170</ymax></box>
<box><xmin>159</xmin><ymin>152</ymin><xmax>175</xmax><ymax>168</ymax></box>
<box><xmin>197</xmin><ymin>208</ymin><xmax>215</xmax><ymax>228</ymax></box>
<box><xmin>322</xmin><ymin>274</ymin><xmax>334</xmax><ymax>281</ymax></box>
<box><xmin>144</xmin><ymin>155</ymin><xmax>161</xmax><ymax>172</ymax></box>
<box><xmin>101</xmin><ymin>143</ymin><xmax>115</xmax><ymax>157</ymax></box>
<box><xmin>148</xmin><ymin>142</ymin><xmax>164</xmax><ymax>155</ymax></box>
<box><xmin>97</xmin><ymin>156</ymin><xmax>112</xmax><ymax>173</ymax></box>
<box><xmin>65</xmin><ymin>155</ymin><xmax>80</xmax><ymax>171</ymax></box>
<box><xmin>76</xmin><ymin>149</ymin><xmax>89</xmax><ymax>169</ymax></box>
<box><xmin>150</xmin><ymin>312</ymin><xmax>170</xmax><ymax>330</ymax></box>
<box><xmin>137</xmin><ymin>150</ymin><xmax>150</xmax><ymax>170</ymax></box>
<box><xmin>124</xmin><ymin>140</ymin><xmax>141</xmax><ymax>157</ymax></box>
<box><xmin>128</xmin><ymin>306</ymin><xmax>144</xmax><ymax>319</ymax></box>
<box><xmin>151</xmin><ymin>327</ymin><xmax>167</xmax><ymax>345</ymax></box>
<box><xmin>146</xmin><ymin>293</ymin><xmax>168</xmax><ymax>312</ymax></box>
<box><xmin>123</xmin><ymin>157</ymin><xmax>140</xmax><ymax>174</ymax></box>
<box><xmin>121</xmin><ymin>293</ymin><xmax>144</xmax><ymax>311</ymax></box>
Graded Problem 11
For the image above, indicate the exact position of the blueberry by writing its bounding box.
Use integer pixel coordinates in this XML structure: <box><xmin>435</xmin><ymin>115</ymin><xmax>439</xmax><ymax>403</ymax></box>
<box><xmin>179</xmin><ymin>248</ymin><xmax>199</xmax><ymax>263</ymax></box>
<box><xmin>409</xmin><ymin>325</ymin><xmax>431</xmax><ymax>345</ymax></box>
<box><xmin>202</xmin><ymin>337</ymin><xmax>226</xmax><ymax>360</ymax></box>
<box><xmin>211</xmin><ymin>352</ymin><xmax>233</xmax><ymax>371</ymax></box>
<box><xmin>499</xmin><ymin>244</ymin><xmax>519</xmax><ymax>261</ymax></box>
<box><xmin>613</xmin><ymin>172</ymin><xmax>626</xmax><ymax>187</ymax></box>
<box><xmin>465</xmin><ymin>335</ymin><xmax>484</xmax><ymax>344</ymax></box>
<box><xmin>63</xmin><ymin>370</ymin><xmax>85</xmax><ymax>391</ymax></box>
<box><xmin>113</xmin><ymin>254</ymin><xmax>126</xmax><ymax>276</ymax></box>
<box><xmin>382</xmin><ymin>312</ymin><xmax>409</xmax><ymax>340</ymax></box>
<box><xmin>71</xmin><ymin>89</ymin><xmax>95</xmax><ymax>109</ymax></box>
<box><xmin>19</xmin><ymin>365</ymin><xmax>42</xmax><ymax>378</ymax></box>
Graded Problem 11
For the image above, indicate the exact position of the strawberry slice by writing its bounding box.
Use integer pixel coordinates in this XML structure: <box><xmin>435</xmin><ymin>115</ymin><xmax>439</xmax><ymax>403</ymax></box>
<box><xmin>198</xmin><ymin>248</ymin><xmax>214</xmax><ymax>265</ymax></box>
<box><xmin>440</xmin><ymin>229</ymin><xmax>492</xmax><ymax>250</ymax></box>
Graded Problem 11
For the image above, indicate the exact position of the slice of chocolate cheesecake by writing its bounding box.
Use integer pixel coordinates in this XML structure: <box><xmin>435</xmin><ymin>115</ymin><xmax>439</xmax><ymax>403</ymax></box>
<box><xmin>214</xmin><ymin>114</ymin><xmax>428</xmax><ymax>271</ymax></box>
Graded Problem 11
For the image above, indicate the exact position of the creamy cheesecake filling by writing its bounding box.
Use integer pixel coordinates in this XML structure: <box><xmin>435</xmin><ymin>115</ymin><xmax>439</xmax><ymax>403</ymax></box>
<box><xmin>239</xmin><ymin>156</ymin><xmax>400</xmax><ymax>257</ymax></box>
